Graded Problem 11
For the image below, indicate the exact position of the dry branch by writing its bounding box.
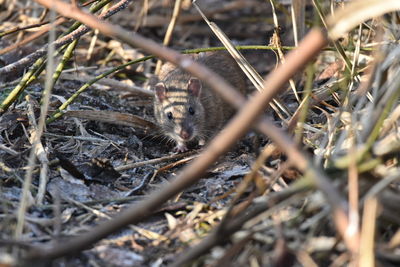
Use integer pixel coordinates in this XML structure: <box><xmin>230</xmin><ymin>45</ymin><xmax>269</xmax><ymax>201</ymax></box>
<box><xmin>64</xmin><ymin>110</ymin><xmax>157</xmax><ymax>130</ymax></box>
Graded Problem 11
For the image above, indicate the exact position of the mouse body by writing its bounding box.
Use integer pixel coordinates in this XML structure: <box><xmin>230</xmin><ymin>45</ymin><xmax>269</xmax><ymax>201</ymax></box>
<box><xmin>153</xmin><ymin>51</ymin><xmax>247</xmax><ymax>152</ymax></box>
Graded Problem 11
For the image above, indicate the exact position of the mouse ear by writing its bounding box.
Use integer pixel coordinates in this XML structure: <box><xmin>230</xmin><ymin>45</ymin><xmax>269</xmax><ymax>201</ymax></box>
<box><xmin>187</xmin><ymin>78</ymin><xmax>201</xmax><ymax>97</ymax></box>
<box><xmin>155</xmin><ymin>82</ymin><xmax>167</xmax><ymax>102</ymax></box>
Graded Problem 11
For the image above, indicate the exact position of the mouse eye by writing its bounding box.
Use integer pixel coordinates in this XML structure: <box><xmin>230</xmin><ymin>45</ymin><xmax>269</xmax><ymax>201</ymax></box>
<box><xmin>188</xmin><ymin>107</ymin><xmax>195</xmax><ymax>115</ymax></box>
<box><xmin>167</xmin><ymin>112</ymin><xmax>173</xmax><ymax>120</ymax></box>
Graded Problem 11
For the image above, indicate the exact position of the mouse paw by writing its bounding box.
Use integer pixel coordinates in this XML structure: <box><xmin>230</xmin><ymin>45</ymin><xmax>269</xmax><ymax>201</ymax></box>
<box><xmin>173</xmin><ymin>143</ymin><xmax>188</xmax><ymax>153</ymax></box>
<box><xmin>198</xmin><ymin>139</ymin><xmax>206</xmax><ymax>146</ymax></box>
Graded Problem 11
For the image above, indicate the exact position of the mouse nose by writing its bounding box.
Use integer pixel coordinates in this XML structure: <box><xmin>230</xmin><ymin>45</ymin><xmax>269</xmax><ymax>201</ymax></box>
<box><xmin>180</xmin><ymin>128</ymin><xmax>192</xmax><ymax>140</ymax></box>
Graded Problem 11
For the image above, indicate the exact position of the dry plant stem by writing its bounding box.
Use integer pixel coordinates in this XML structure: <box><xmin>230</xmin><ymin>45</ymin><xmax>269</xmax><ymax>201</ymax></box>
<box><xmin>86</xmin><ymin>2</ymin><xmax>110</xmax><ymax>60</ymax></box>
<box><xmin>40</xmin><ymin>6</ymin><xmax>57</xmax><ymax>134</ymax></box>
<box><xmin>291</xmin><ymin>0</ymin><xmax>306</xmax><ymax>46</ymax></box>
<box><xmin>115</xmin><ymin>151</ymin><xmax>197</xmax><ymax>172</ymax></box>
<box><xmin>358</xmin><ymin>197</ymin><xmax>377</xmax><ymax>266</ymax></box>
<box><xmin>87</xmin><ymin>29</ymin><xmax>99</xmax><ymax>60</ymax></box>
<box><xmin>156</xmin><ymin>155</ymin><xmax>197</xmax><ymax>173</ymax></box>
<box><xmin>154</xmin><ymin>0</ymin><xmax>183</xmax><ymax>75</ymax></box>
<box><xmin>64</xmin><ymin>110</ymin><xmax>157</xmax><ymax>130</ymax></box>
<box><xmin>60</xmin><ymin>74</ymin><xmax>154</xmax><ymax>97</ymax></box>
<box><xmin>28</xmin><ymin>0</ymin><xmax>357</xmax><ymax>259</ymax></box>
<box><xmin>294</xmin><ymin>64</ymin><xmax>313</xmax><ymax>143</ymax></box>
<box><xmin>347</xmin><ymin>24</ymin><xmax>363</xmax><ymax>251</ymax></box>
<box><xmin>0</xmin><ymin>144</ymin><xmax>19</xmax><ymax>156</ymax></box>
<box><xmin>25</xmin><ymin>96</ymin><xmax>50</xmax><ymax>205</ymax></box>
<box><xmin>15</xmin><ymin>10</ymin><xmax>56</xmax><ymax>237</ymax></box>
<box><xmin>269</xmin><ymin>0</ymin><xmax>300</xmax><ymax>102</ymax></box>
<box><xmin>34</xmin><ymin>9</ymin><xmax>56</xmax><ymax>204</ymax></box>
<box><xmin>348</xmin><ymin>138</ymin><xmax>360</xmax><ymax>258</ymax></box>
<box><xmin>15</xmin><ymin>96</ymin><xmax>39</xmax><ymax>238</ymax></box>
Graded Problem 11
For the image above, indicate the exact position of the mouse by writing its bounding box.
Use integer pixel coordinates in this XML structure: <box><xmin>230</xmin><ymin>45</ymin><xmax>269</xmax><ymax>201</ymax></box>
<box><xmin>153</xmin><ymin>51</ymin><xmax>247</xmax><ymax>152</ymax></box>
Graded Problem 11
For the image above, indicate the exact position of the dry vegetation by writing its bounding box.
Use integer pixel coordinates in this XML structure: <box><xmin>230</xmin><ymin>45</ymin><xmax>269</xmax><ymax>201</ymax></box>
<box><xmin>1</xmin><ymin>0</ymin><xmax>400</xmax><ymax>266</ymax></box>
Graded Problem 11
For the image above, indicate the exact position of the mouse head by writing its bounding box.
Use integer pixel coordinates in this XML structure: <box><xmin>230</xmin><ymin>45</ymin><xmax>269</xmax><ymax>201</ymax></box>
<box><xmin>154</xmin><ymin>77</ymin><xmax>205</xmax><ymax>144</ymax></box>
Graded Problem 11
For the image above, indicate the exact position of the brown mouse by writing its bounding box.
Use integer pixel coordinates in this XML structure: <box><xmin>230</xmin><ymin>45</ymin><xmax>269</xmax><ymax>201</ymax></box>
<box><xmin>153</xmin><ymin>51</ymin><xmax>247</xmax><ymax>152</ymax></box>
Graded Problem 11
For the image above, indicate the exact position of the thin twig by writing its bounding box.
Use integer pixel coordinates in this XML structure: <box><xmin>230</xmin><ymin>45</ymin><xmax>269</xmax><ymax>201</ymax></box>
<box><xmin>154</xmin><ymin>0</ymin><xmax>183</xmax><ymax>75</ymax></box>
<box><xmin>60</xmin><ymin>74</ymin><xmax>154</xmax><ymax>97</ymax></box>
<box><xmin>14</xmin><ymin>9</ymin><xmax>57</xmax><ymax>233</ymax></box>
<box><xmin>269</xmin><ymin>0</ymin><xmax>300</xmax><ymax>102</ymax></box>
<box><xmin>115</xmin><ymin>150</ymin><xmax>198</xmax><ymax>172</ymax></box>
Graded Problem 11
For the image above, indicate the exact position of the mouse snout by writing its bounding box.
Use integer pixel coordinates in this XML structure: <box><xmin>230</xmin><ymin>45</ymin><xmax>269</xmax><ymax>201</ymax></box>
<box><xmin>179</xmin><ymin>127</ymin><xmax>193</xmax><ymax>140</ymax></box>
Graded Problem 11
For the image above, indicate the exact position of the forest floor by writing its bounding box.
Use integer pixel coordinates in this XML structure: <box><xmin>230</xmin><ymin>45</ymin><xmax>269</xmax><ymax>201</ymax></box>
<box><xmin>1</xmin><ymin>1</ymin><xmax>400</xmax><ymax>266</ymax></box>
